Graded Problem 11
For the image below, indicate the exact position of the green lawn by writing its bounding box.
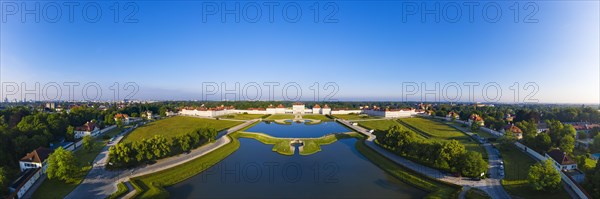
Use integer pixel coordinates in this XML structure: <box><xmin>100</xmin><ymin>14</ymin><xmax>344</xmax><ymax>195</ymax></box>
<box><xmin>131</xmin><ymin>134</ymin><xmax>241</xmax><ymax>199</ymax></box>
<box><xmin>122</xmin><ymin>116</ymin><xmax>241</xmax><ymax>143</ymax></box>
<box><xmin>301</xmin><ymin>114</ymin><xmax>331</xmax><ymax>121</ymax></box>
<box><xmin>333</xmin><ymin>114</ymin><xmax>382</xmax><ymax>120</ymax></box>
<box><xmin>355</xmin><ymin>140</ymin><xmax>461</xmax><ymax>199</ymax></box>
<box><xmin>401</xmin><ymin>118</ymin><xmax>488</xmax><ymax>158</ymax></box>
<box><xmin>32</xmin><ymin>131</ymin><xmax>120</xmax><ymax>199</ymax></box>
<box><xmin>358</xmin><ymin>120</ymin><xmax>403</xmax><ymax>131</ymax></box>
<box><xmin>585</xmin><ymin>158</ymin><xmax>597</xmax><ymax>169</ymax></box>
<box><xmin>106</xmin><ymin>182</ymin><xmax>128</xmax><ymax>199</ymax></box>
<box><xmin>498</xmin><ymin>143</ymin><xmax>571</xmax><ymax>199</ymax></box>
<box><xmin>265</xmin><ymin>114</ymin><xmax>294</xmax><ymax>120</ymax></box>
<box><xmin>400</xmin><ymin>118</ymin><xmax>465</xmax><ymax>139</ymax></box>
<box><xmin>216</xmin><ymin>114</ymin><xmax>266</xmax><ymax>120</ymax></box>
<box><xmin>465</xmin><ymin>188</ymin><xmax>491</xmax><ymax>199</ymax></box>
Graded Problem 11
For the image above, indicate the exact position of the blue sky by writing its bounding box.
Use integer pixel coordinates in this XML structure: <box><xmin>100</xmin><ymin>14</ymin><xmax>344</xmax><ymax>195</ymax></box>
<box><xmin>1</xmin><ymin>1</ymin><xmax>598</xmax><ymax>103</ymax></box>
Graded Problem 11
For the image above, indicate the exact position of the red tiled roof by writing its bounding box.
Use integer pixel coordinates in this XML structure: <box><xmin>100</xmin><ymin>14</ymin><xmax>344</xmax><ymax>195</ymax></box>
<box><xmin>313</xmin><ymin>104</ymin><xmax>321</xmax><ymax>108</ymax></box>
<box><xmin>20</xmin><ymin>147</ymin><xmax>53</xmax><ymax>163</ymax></box>
<box><xmin>277</xmin><ymin>104</ymin><xmax>285</xmax><ymax>108</ymax></box>
<box><xmin>470</xmin><ymin>114</ymin><xmax>483</xmax><ymax>121</ymax></box>
<box><xmin>323</xmin><ymin>104</ymin><xmax>330</xmax><ymax>109</ymax></box>
<box><xmin>293</xmin><ymin>102</ymin><xmax>304</xmax><ymax>105</ymax></box>
<box><xmin>114</xmin><ymin>113</ymin><xmax>129</xmax><ymax>119</ymax></box>
<box><xmin>76</xmin><ymin>121</ymin><xmax>97</xmax><ymax>132</ymax></box>
<box><xmin>504</xmin><ymin>124</ymin><xmax>522</xmax><ymax>133</ymax></box>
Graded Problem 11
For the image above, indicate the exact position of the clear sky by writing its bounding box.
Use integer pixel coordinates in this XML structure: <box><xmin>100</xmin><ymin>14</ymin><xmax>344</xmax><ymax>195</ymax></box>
<box><xmin>1</xmin><ymin>1</ymin><xmax>598</xmax><ymax>103</ymax></box>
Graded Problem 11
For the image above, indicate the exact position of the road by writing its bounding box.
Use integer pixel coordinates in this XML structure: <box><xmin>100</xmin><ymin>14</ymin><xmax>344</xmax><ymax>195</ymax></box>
<box><xmin>65</xmin><ymin>119</ymin><xmax>258</xmax><ymax>199</ymax></box>
<box><xmin>336</xmin><ymin>119</ymin><xmax>511</xmax><ymax>199</ymax></box>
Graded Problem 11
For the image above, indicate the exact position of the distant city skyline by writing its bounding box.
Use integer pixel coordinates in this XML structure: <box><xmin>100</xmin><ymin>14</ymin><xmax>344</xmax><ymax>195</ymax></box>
<box><xmin>1</xmin><ymin>1</ymin><xmax>598</xmax><ymax>103</ymax></box>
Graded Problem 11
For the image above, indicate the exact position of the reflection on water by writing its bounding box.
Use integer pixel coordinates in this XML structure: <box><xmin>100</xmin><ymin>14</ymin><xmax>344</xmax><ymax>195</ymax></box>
<box><xmin>245</xmin><ymin>121</ymin><xmax>351</xmax><ymax>138</ymax></box>
<box><xmin>166</xmin><ymin>138</ymin><xmax>428</xmax><ymax>199</ymax></box>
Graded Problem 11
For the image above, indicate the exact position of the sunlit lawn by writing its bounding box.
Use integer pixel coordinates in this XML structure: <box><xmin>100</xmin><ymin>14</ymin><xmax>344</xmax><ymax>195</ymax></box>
<box><xmin>498</xmin><ymin>143</ymin><xmax>570</xmax><ymax>199</ymax></box>
<box><xmin>122</xmin><ymin>116</ymin><xmax>241</xmax><ymax>143</ymax></box>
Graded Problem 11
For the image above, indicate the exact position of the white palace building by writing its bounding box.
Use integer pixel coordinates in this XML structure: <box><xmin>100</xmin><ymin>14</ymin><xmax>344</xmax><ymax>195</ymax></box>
<box><xmin>177</xmin><ymin>102</ymin><xmax>422</xmax><ymax>118</ymax></box>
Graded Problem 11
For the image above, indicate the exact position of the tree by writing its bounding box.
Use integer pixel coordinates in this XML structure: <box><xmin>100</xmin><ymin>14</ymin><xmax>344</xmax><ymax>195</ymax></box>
<box><xmin>440</xmin><ymin>140</ymin><xmax>466</xmax><ymax>170</ymax></box>
<box><xmin>528</xmin><ymin>159</ymin><xmax>561</xmax><ymax>191</ymax></box>
<box><xmin>470</xmin><ymin>122</ymin><xmax>481</xmax><ymax>132</ymax></box>
<box><xmin>46</xmin><ymin>147</ymin><xmax>78</xmax><ymax>182</ymax></box>
<box><xmin>458</xmin><ymin>151</ymin><xmax>488</xmax><ymax>177</ymax></box>
<box><xmin>584</xmin><ymin>160</ymin><xmax>600</xmax><ymax>198</ymax></box>
<box><xmin>159</xmin><ymin>107</ymin><xmax>168</xmax><ymax>117</ymax></box>
<box><xmin>0</xmin><ymin>167</ymin><xmax>7</xmax><ymax>196</ymax></box>
<box><xmin>592</xmin><ymin>134</ymin><xmax>600</xmax><ymax>152</ymax></box>
<box><xmin>115</xmin><ymin>119</ymin><xmax>123</xmax><ymax>128</ymax></box>
<box><xmin>66</xmin><ymin>125</ymin><xmax>75</xmax><ymax>141</ymax></box>
<box><xmin>82</xmin><ymin>135</ymin><xmax>93</xmax><ymax>151</ymax></box>
<box><xmin>559</xmin><ymin>135</ymin><xmax>575</xmax><ymax>154</ymax></box>
<box><xmin>535</xmin><ymin>133</ymin><xmax>552</xmax><ymax>152</ymax></box>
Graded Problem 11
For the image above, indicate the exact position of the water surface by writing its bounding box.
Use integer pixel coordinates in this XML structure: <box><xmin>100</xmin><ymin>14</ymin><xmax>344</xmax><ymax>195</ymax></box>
<box><xmin>167</xmin><ymin>138</ymin><xmax>428</xmax><ymax>198</ymax></box>
<box><xmin>245</xmin><ymin>121</ymin><xmax>350</xmax><ymax>138</ymax></box>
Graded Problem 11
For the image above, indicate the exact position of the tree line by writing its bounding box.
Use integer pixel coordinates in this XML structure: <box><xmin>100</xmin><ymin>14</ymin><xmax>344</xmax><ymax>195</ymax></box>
<box><xmin>376</xmin><ymin>125</ymin><xmax>487</xmax><ymax>178</ymax></box>
<box><xmin>107</xmin><ymin>128</ymin><xmax>217</xmax><ymax>168</ymax></box>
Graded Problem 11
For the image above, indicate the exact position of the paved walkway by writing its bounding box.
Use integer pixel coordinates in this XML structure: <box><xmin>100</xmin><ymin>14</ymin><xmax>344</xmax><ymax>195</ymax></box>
<box><xmin>65</xmin><ymin>119</ymin><xmax>258</xmax><ymax>199</ymax></box>
<box><xmin>336</xmin><ymin>119</ymin><xmax>511</xmax><ymax>199</ymax></box>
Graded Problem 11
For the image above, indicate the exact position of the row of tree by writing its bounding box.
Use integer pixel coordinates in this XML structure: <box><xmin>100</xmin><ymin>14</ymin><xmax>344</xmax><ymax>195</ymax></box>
<box><xmin>376</xmin><ymin>125</ymin><xmax>487</xmax><ymax>177</ymax></box>
<box><xmin>107</xmin><ymin>128</ymin><xmax>217</xmax><ymax>168</ymax></box>
<box><xmin>517</xmin><ymin>120</ymin><xmax>576</xmax><ymax>154</ymax></box>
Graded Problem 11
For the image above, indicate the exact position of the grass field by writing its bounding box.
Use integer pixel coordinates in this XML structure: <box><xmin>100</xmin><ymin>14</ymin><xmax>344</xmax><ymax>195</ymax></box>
<box><xmin>355</xmin><ymin>140</ymin><xmax>461</xmax><ymax>199</ymax></box>
<box><xmin>122</xmin><ymin>116</ymin><xmax>242</xmax><ymax>143</ymax></box>
<box><xmin>497</xmin><ymin>143</ymin><xmax>570</xmax><ymax>199</ymax></box>
<box><xmin>301</xmin><ymin>114</ymin><xmax>331</xmax><ymax>120</ymax></box>
<box><xmin>33</xmin><ymin>128</ymin><xmax>124</xmax><ymax>199</ymax></box>
<box><xmin>106</xmin><ymin>182</ymin><xmax>128</xmax><ymax>199</ymax></box>
<box><xmin>358</xmin><ymin>120</ymin><xmax>403</xmax><ymax>131</ymax></box>
<box><xmin>130</xmin><ymin>134</ymin><xmax>241</xmax><ymax>199</ymax></box>
<box><xmin>400</xmin><ymin>118</ymin><xmax>487</xmax><ymax>158</ymax></box>
<box><xmin>217</xmin><ymin>114</ymin><xmax>266</xmax><ymax>120</ymax></box>
<box><xmin>265</xmin><ymin>114</ymin><xmax>294</xmax><ymax>120</ymax></box>
<box><xmin>465</xmin><ymin>188</ymin><xmax>490</xmax><ymax>199</ymax></box>
<box><xmin>333</xmin><ymin>114</ymin><xmax>382</xmax><ymax>120</ymax></box>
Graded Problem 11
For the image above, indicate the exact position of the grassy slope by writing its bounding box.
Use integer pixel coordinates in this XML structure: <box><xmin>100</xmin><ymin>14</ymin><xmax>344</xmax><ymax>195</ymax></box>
<box><xmin>465</xmin><ymin>188</ymin><xmax>491</xmax><ymax>199</ymax></box>
<box><xmin>355</xmin><ymin>140</ymin><xmax>461</xmax><ymax>199</ymax></box>
<box><xmin>497</xmin><ymin>143</ymin><xmax>570</xmax><ymax>199</ymax></box>
<box><xmin>106</xmin><ymin>182</ymin><xmax>128</xmax><ymax>199</ymax></box>
<box><xmin>122</xmin><ymin>116</ymin><xmax>241</xmax><ymax>143</ymax></box>
<box><xmin>358</xmin><ymin>120</ymin><xmax>402</xmax><ymax>131</ymax></box>
<box><xmin>33</xmin><ymin>128</ymin><xmax>123</xmax><ymax>199</ymax></box>
<box><xmin>401</xmin><ymin>118</ymin><xmax>488</xmax><ymax>158</ymax></box>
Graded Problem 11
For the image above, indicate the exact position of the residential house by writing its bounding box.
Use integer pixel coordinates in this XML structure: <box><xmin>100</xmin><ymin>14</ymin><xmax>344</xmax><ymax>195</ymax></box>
<box><xmin>468</xmin><ymin>114</ymin><xmax>485</xmax><ymax>126</ymax></box>
<box><xmin>8</xmin><ymin>147</ymin><xmax>53</xmax><ymax>199</ymax></box>
<box><xmin>502</xmin><ymin>124</ymin><xmax>523</xmax><ymax>140</ymax></box>
<box><xmin>546</xmin><ymin>149</ymin><xmax>577</xmax><ymax>170</ymax></box>
<box><xmin>74</xmin><ymin>121</ymin><xmax>100</xmax><ymax>139</ymax></box>
<box><xmin>18</xmin><ymin>147</ymin><xmax>53</xmax><ymax>172</ymax></box>
<box><xmin>114</xmin><ymin>113</ymin><xmax>130</xmax><ymax>125</ymax></box>
<box><xmin>446</xmin><ymin>111</ymin><xmax>459</xmax><ymax>121</ymax></box>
